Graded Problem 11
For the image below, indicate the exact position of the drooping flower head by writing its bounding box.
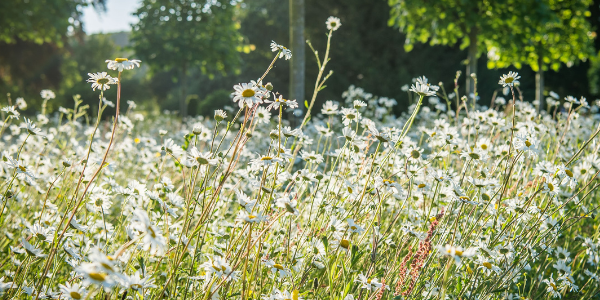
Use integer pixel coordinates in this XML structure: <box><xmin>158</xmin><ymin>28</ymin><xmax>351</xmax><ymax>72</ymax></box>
<box><xmin>105</xmin><ymin>58</ymin><xmax>141</xmax><ymax>72</ymax></box>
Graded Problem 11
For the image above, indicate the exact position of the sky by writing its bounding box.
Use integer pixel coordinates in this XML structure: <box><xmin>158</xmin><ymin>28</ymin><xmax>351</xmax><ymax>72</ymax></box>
<box><xmin>82</xmin><ymin>0</ymin><xmax>140</xmax><ymax>34</ymax></box>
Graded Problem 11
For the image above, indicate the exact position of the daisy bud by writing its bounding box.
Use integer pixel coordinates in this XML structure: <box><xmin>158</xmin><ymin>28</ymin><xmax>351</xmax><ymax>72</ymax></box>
<box><xmin>265</xmin><ymin>82</ymin><xmax>273</xmax><ymax>91</ymax></box>
<box><xmin>192</xmin><ymin>127</ymin><xmax>202</xmax><ymax>135</ymax></box>
<box><xmin>214</xmin><ymin>110</ymin><xmax>227</xmax><ymax>122</ymax></box>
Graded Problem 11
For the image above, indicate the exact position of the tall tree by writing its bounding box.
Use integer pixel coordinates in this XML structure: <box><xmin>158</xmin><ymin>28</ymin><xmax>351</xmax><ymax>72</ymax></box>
<box><xmin>289</xmin><ymin>0</ymin><xmax>305</xmax><ymax>105</ymax></box>
<box><xmin>388</xmin><ymin>0</ymin><xmax>508</xmax><ymax>97</ymax></box>
<box><xmin>485</xmin><ymin>0</ymin><xmax>595</xmax><ymax>112</ymax></box>
<box><xmin>131</xmin><ymin>0</ymin><xmax>244</xmax><ymax>117</ymax></box>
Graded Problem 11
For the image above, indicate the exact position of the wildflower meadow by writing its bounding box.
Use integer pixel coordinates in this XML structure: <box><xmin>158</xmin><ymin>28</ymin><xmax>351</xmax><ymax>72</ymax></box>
<box><xmin>2</xmin><ymin>16</ymin><xmax>600</xmax><ymax>300</ymax></box>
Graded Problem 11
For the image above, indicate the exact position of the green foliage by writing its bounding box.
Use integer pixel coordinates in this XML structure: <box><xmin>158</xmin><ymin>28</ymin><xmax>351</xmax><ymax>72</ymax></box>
<box><xmin>388</xmin><ymin>0</ymin><xmax>506</xmax><ymax>53</ymax></box>
<box><xmin>0</xmin><ymin>40</ymin><xmax>81</xmax><ymax>111</ymax></box>
<box><xmin>485</xmin><ymin>0</ymin><xmax>595</xmax><ymax>72</ymax></box>
<box><xmin>131</xmin><ymin>0</ymin><xmax>245</xmax><ymax>78</ymax></box>
<box><xmin>0</xmin><ymin>0</ymin><xmax>103</xmax><ymax>46</ymax></box>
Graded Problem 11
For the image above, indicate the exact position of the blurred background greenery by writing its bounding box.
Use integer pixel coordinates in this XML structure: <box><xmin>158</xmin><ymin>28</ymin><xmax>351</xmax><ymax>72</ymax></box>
<box><xmin>1</xmin><ymin>0</ymin><xmax>600</xmax><ymax>118</ymax></box>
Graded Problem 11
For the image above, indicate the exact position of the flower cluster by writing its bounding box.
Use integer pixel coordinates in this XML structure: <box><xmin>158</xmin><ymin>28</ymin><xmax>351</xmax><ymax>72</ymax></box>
<box><xmin>0</xmin><ymin>17</ymin><xmax>599</xmax><ymax>300</ymax></box>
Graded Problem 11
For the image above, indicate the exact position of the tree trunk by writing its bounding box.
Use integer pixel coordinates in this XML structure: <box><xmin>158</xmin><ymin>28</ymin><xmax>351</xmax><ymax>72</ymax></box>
<box><xmin>289</xmin><ymin>0</ymin><xmax>305</xmax><ymax>106</ymax></box>
<box><xmin>181</xmin><ymin>61</ymin><xmax>187</xmax><ymax>118</ymax></box>
<box><xmin>465</xmin><ymin>29</ymin><xmax>478</xmax><ymax>100</ymax></box>
<box><xmin>536</xmin><ymin>55</ymin><xmax>544</xmax><ymax>114</ymax></box>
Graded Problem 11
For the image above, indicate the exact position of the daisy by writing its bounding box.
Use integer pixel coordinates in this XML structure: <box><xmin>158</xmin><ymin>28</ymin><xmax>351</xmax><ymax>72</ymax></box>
<box><xmin>69</xmin><ymin>215</ymin><xmax>89</xmax><ymax>232</ymax></box>
<box><xmin>331</xmin><ymin>236</ymin><xmax>352</xmax><ymax>253</ymax></box>
<box><xmin>541</xmin><ymin>174</ymin><xmax>560</xmax><ymax>197</ymax></box>
<box><xmin>15</xmin><ymin>97</ymin><xmax>27</xmax><ymax>110</ymax></box>
<box><xmin>76</xmin><ymin>263</ymin><xmax>116</xmax><ymax>291</ymax></box>
<box><xmin>21</xmin><ymin>238</ymin><xmax>46</xmax><ymax>258</ymax></box>
<box><xmin>5</xmin><ymin>156</ymin><xmax>35</xmax><ymax>180</ymax></box>
<box><xmin>23</xmin><ymin>118</ymin><xmax>42</xmax><ymax>135</ymax></box>
<box><xmin>250</xmin><ymin>155</ymin><xmax>283</xmax><ymax>169</ymax></box>
<box><xmin>270</xmin><ymin>41</ymin><xmax>292</xmax><ymax>60</ymax></box>
<box><xmin>300</xmin><ymin>150</ymin><xmax>324</xmax><ymax>164</ymax></box>
<box><xmin>554</xmin><ymin>246</ymin><xmax>571</xmax><ymax>262</ymax></box>
<box><xmin>498</xmin><ymin>71</ymin><xmax>520</xmax><ymax>87</ymax></box>
<box><xmin>476</xmin><ymin>256</ymin><xmax>501</xmax><ymax>276</ymax></box>
<box><xmin>233</xmin><ymin>82</ymin><xmax>263</xmax><ymax>108</ymax></box>
<box><xmin>321</xmin><ymin>100</ymin><xmax>339</xmax><ymax>115</ymax></box>
<box><xmin>29</xmin><ymin>224</ymin><xmax>54</xmax><ymax>243</ymax></box>
<box><xmin>264</xmin><ymin>94</ymin><xmax>299</xmax><ymax>110</ymax></box>
<box><xmin>263</xmin><ymin>259</ymin><xmax>292</xmax><ymax>279</ymax></box>
<box><xmin>315</xmin><ymin>124</ymin><xmax>333</xmax><ymax>137</ymax></box>
<box><xmin>355</xmin><ymin>273</ymin><xmax>385</xmax><ymax>291</ymax></box>
<box><xmin>326</xmin><ymin>16</ymin><xmax>341</xmax><ymax>31</ymax></box>
<box><xmin>40</xmin><ymin>89</ymin><xmax>55</xmax><ymax>100</ymax></box>
<box><xmin>460</xmin><ymin>147</ymin><xmax>489</xmax><ymax>162</ymax></box>
<box><xmin>58</xmin><ymin>282</ymin><xmax>87</xmax><ymax>299</ymax></box>
<box><xmin>214</xmin><ymin>109</ymin><xmax>227</xmax><ymax>122</ymax></box>
<box><xmin>346</xmin><ymin>218</ymin><xmax>365</xmax><ymax>234</ymax></box>
<box><xmin>131</xmin><ymin>209</ymin><xmax>167</xmax><ymax>256</ymax></box>
<box><xmin>0</xmin><ymin>277</ymin><xmax>14</xmax><ymax>294</ymax></box>
<box><xmin>542</xmin><ymin>275</ymin><xmax>561</xmax><ymax>298</ymax></box>
<box><xmin>87</xmin><ymin>72</ymin><xmax>118</xmax><ymax>91</ymax></box>
<box><xmin>275</xmin><ymin>195</ymin><xmax>299</xmax><ymax>215</ymax></box>
<box><xmin>410</xmin><ymin>81</ymin><xmax>437</xmax><ymax>96</ymax></box>
<box><xmin>436</xmin><ymin>244</ymin><xmax>477</xmax><ymax>266</ymax></box>
<box><xmin>125</xmin><ymin>270</ymin><xmax>157</xmax><ymax>290</ymax></box>
<box><xmin>105</xmin><ymin>58</ymin><xmax>141</xmax><ymax>72</ymax></box>
<box><xmin>239</xmin><ymin>210</ymin><xmax>267</xmax><ymax>223</ymax></box>
<box><xmin>188</xmin><ymin>147</ymin><xmax>218</xmax><ymax>166</ymax></box>
<box><xmin>340</xmin><ymin>107</ymin><xmax>360</xmax><ymax>126</ymax></box>
<box><xmin>1</xmin><ymin>106</ymin><xmax>19</xmax><ymax>119</ymax></box>
<box><xmin>254</xmin><ymin>106</ymin><xmax>272</xmax><ymax>124</ymax></box>
<box><xmin>513</xmin><ymin>134</ymin><xmax>538</xmax><ymax>157</ymax></box>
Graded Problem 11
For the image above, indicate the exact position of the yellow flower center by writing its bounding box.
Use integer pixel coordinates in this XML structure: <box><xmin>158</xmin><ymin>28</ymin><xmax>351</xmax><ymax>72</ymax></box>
<box><xmin>273</xmin><ymin>263</ymin><xmax>284</xmax><ymax>270</ymax></box>
<box><xmin>504</xmin><ymin>77</ymin><xmax>514</xmax><ymax>83</ymax></box>
<box><xmin>70</xmin><ymin>291</ymin><xmax>82</xmax><ymax>299</ymax></box>
<box><xmin>418</xmin><ymin>183</ymin><xmax>426</xmax><ymax>188</ymax></box>
<box><xmin>101</xmin><ymin>262</ymin><xmax>115</xmax><ymax>272</ymax></box>
<box><xmin>115</xmin><ymin>58</ymin><xmax>128</xmax><ymax>62</ymax></box>
<box><xmin>411</xmin><ymin>150</ymin><xmax>420</xmax><ymax>159</ymax></box>
<box><xmin>482</xmin><ymin>262</ymin><xmax>492</xmax><ymax>269</ymax></box>
<box><xmin>89</xmin><ymin>272</ymin><xmax>107</xmax><ymax>281</ymax></box>
<box><xmin>481</xmin><ymin>144</ymin><xmax>488</xmax><ymax>150</ymax></box>
<box><xmin>96</xmin><ymin>78</ymin><xmax>110</xmax><ymax>85</ymax></box>
<box><xmin>565</xmin><ymin>169</ymin><xmax>573</xmax><ymax>177</ymax></box>
<box><xmin>241</xmin><ymin>89</ymin><xmax>255</xmax><ymax>98</ymax></box>
<box><xmin>525</xmin><ymin>140</ymin><xmax>532</xmax><ymax>147</ymax></box>
<box><xmin>547</xmin><ymin>182</ymin><xmax>554</xmax><ymax>192</ymax></box>
<box><xmin>134</xmin><ymin>138</ymin><xmax>140</xmax><ymax>144</ymax></box>
<box><xmin>18</xmin><ymin>165</ymin><xmax>27</xmax><ymax>172</ymax></box>
<box><xmin>147</xmin><ymin>226</ymin><xmax>157</xmax><ymax>238</ymax></box>
<box><xmin>261</xmin><ymin>156</ymin><xmax>272</xmax><ymax>161</ymax></box>
<box><xmin>340</xmin><ymin>239</ymin><xmax>350</xmax><ymax>249</ymax></box>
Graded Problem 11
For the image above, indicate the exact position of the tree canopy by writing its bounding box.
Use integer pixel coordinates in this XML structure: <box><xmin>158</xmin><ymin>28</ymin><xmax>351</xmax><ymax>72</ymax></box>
<box><xmin>131</xmin><ymin>0</ymin><xmax>245</xmax><ymax>115</ymax></box>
